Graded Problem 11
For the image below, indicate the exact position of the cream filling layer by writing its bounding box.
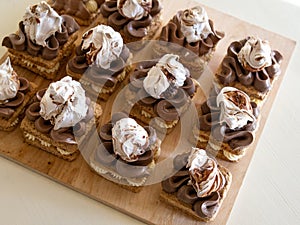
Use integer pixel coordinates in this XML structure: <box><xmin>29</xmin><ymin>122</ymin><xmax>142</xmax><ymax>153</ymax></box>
<box><xmin>90</xmin><ymin>161</ymin><xmax>148</xmax><ymax>187</ymax></box>
<box><xmin>155</xmin><ymin>118</ymin><xmax>178</xmax><ymax>129</ymax></box>
<box><xmin>141</xmin><ymin>110</ymin><xmax>152</xmax><ymax>118</ymax></box>
<box><xmin>223</xmin><ymin>150</ymin><xmax>245</xmax><ymax>161</ymax></box>
<box><xmin>24</xmin><ymin>131</ymin><xmax>74</xmax><ymax>155</ymax></box>
<box><xmin>9</xmin><ymin>118</ymin><xmax>19</xmax><ymax>128</ymax></box>
<box><xmin>20</xmin><ymin>59</ymin><xmax>60</xmax><ymax>73</ymax></box>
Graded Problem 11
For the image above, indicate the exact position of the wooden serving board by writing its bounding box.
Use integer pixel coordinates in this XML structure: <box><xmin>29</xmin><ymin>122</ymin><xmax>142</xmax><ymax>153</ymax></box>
<box><xmin>0</xmin><ymin>0</ymin><xmax>296</xmax><ymax>224</ymax></box>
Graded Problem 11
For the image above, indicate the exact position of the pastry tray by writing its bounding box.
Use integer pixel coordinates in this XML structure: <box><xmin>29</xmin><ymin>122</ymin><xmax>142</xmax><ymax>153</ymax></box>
<box><xmin>0</xmin><ymin>0</ymin><xmax>296</xmax><ymax>224</ymax></box>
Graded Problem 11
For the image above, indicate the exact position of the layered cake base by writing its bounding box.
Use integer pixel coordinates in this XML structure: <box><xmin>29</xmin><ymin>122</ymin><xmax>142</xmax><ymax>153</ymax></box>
<box><xmin>160</xmin><ymin>165</ymin><xmax>232</xmax><ymax>222</ymax></box>
<box><xmin>20</xmin><ymin>103</ymin><xmax>102</xmax><ymax>161</ymax></box>
<box><xmin>89</xmin><ymin>140</ymin><xmax>161</xmax><ymax>193</ymax></box>
<box><xmin>8</xmin><ymin>33</ymin><xmax>78</xmax><ymax>80</ymax></box>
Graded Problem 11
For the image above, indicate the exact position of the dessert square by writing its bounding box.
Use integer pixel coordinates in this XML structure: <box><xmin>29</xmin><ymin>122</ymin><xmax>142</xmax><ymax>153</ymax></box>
<box><xmin>194</xmin><ymin>86</ymin><xmax>259</xmax><ymax>162</ymax></box>
<box><xmin>2</xmin><ymin>1</ymin><xmax>80</xmax><ymax>80</ymax></box>
<box><xmin>20</xmin><ymin>76</ymin><xmax>102</xmax><ymax>161</ymax></box>
<box><xmin>160</xmin><ymin>148</ymin><xmax>232</xmax><ymax>222</ymax></box>
<box><xmin>89</xmin><ymin>112</ymin><xmax>161</xmax><ymax>192</ymax></box>
<box><xmin>214</xmin><ymin>36</ymin><xmax>283</xmax><ymax>104</ymax></box>
<box><xmin>97</xmin><ymin>0</ymin><xmax>163</xmax><ymax>44</ymax></box>
<box><xmin>125</xmin><ymin>54</ymin><xmax>199</xmax><ymax>134</ymax></box>
<box><xmin>0</xmin><ymin>57</ymin><xmax>37</xmax><ymax>131</ymax></box>
<box><xmin>67</xmin><ymin>24</ymin><xmax>133</xmax><ymax>101</ymax></box>
<box><xmin>153</xmin><ymin>6</ymin><xmax>224</xmax><ymax>77</ymax></box>
<box><xmin>49</xmin><ymin>0</ymin><xmax>105</xmax><ymax>26</ymax></box>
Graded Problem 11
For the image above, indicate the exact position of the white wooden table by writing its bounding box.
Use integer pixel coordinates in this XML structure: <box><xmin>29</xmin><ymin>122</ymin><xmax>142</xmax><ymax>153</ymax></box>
<box><xmin>0</xmin><ymin>0</ymin><xmax>299</xmax><ymax>224</ymax></box>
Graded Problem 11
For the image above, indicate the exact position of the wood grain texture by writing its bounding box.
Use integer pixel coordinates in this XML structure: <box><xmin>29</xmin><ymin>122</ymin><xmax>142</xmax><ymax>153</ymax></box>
<box><xmin>0</xmin><ymin>0</ymin><xmax>296</xmax><ymax>225</ymax></box>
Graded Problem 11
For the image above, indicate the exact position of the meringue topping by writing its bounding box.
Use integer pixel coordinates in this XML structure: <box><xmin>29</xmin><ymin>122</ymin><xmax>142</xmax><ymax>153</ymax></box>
<box><xmin>112</xmin><ymin>118</ymin><xmax>149</xmax><ymax>162</ymax></box>
<box><xmin>143</xmin><ymin>54</ymin><xmax>188</xmax><ymax>99</ymax></box>
<box><xmin>187</xmin><ymin>148</ymin><xmax>225</xmax><ymax>198</ymax></box>
<box><xmin>0</xmin><ymin>57</ymin><xmax>20</xmax><ymax>103</ymax></box>
<box><xmin>81</xmin><ymin>25</ymin><xmax>123</xmax><ymax>69</ymax></box>
<box><xmin>117</xmin><ymin>0</ymin><xmax>152</xmax><ymax>20</ymax></box>
<box><xmin>180</xmin><ymin>6</ymin><xmax>213</xmax><ymax>43</ymax></box>
<box><xmin>23</xmin><ymin>1</ymin><xmax>63</xmax><ymax>47</ymax></box>
<box><xmin>237</xmin><ymin>36</ymin><xmax>272</xmax><ymax>72</ymax></box>
<box><xmin>216</xmin><ymin>87</ymin><xmax>256</xmax><ymax>130</ymax></box>
<box><xmin>39</xmin><ymin>76</ymin><xmax>88</xmax><ymax>130</ymax></box>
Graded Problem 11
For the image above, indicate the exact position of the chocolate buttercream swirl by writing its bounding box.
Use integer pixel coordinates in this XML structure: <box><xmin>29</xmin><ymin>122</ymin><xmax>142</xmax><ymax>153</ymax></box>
<box><xmin>162</xmin><ymin>170</ymin><xmax>190</xmax><ymax>193</ymax></box>
<box><xmin>129</xmin><ymin>61</ymin><xmax>195</xmax><ymax>122</ymax></box>
<box><xmin>35</xmin><ymin>117</ymin><xmax>53</xmax><ymax>134</ymax></box>
<box><xmin>50</xmin><ymin>127</ymin><xmax>77</xmax><ymax>144</ymax></box>
<box><xmin>216</xmin><ymin>38</ymin><xmax>283</xmax><ymax>93</ymax></box>
<box><xmin>193</xmin><ymin>192</ymin><xmax>220</xmax><ymax>219</ymax></box>
<box><xmin>95</xmin><ymin>142</ymin><xmax>117</xmax><ymax>166</ymax></box>
<box><xmin>2</xmin><ymin>15</ymin><xmax>79</xmax><ymax>60</ymax></box>
<box><xmin>0</xmin><ymin>77</ymin><xmax>30</xmax><ymax>118</ymax></box>
<box><xmin>159</xmin><ymin>12</ymin><xmax>224</xmax><ymax>57</ymax></box>
<box><xmin>68</xmin><ymin>44</ymin><xmax>130</xmax><ymax>87</ymax></box>
<box><xmin>25</xmin><ymin>89</ymin><xmax>93</xmax><ymax>144</ymax></box>
<box><xmin>212</xmin><ymin>125</ymin><xmax>254</xmax><ymax>149</ymax></box>
<box><xmin>100</xmin><ymin>0</ymin><xmax>161</xmax><ymax>38</ymax></box>
<box><xmin>123</xmin><ymin>15</ymin><xmax>152</xmax><ymax>38</ymax></box>
<box><xmin>161</xmin><ymin>153</ymin><xmax>222</xmax><ymax>219</ymax></box>
<box><xmin>95</xmin><ymin>114</ymin><xmax>158</xmax><ymax>177</ymax></box>
<box><xmin>198</xmin><ymin>94</ymin><xmax>258</xmax><ymax>150</ymax></box>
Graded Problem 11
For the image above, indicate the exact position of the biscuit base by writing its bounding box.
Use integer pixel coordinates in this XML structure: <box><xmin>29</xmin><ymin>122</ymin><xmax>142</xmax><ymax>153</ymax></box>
<box><xmin>89</xmin><ymin>140</ymin><xmax>161</xmax><ymax>193</ymax></box>
<box><xmin>160</xmin><ymin>165</ymin><xmax>232</xmax><ymax>222</ymax></box>
<box><xmin>7</xmin><ymin>33</ymin><xmax>78</xmax><ymax>80</ymax></box>
<box><xmin>21</xmin><ymin>117</ymin><xmax>79</xmax><ymax>161</ymax></box>
<box><xmin>66</xmin><ymin>57</ymin><xmax>133</xmax><ymax>101</ymax></box>
<box><xmin>20</xmin><ymin>102</ymin><xmax>102</xmax><ymax>161</ymax></box>
<box><xmin>0</xmin><ymin>82</ymin><xmax>37</xmax><ymax>131</ymax></box>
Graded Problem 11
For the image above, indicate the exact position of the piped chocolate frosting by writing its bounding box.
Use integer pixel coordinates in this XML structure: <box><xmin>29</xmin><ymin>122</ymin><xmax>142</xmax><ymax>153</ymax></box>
<box><xmin>2</xmin><ymin>15</ymin><xmax>79</xmax><ymax>60</ymax></box>
<box><xmin>216</xmin><ymin>38</ymin><xmax>283</xmax><ymax>93</ymax></box>
<box><xmin>159</xmin><ymin>10</ymin><xmax>224</xmax><ymax>57</ymax></box>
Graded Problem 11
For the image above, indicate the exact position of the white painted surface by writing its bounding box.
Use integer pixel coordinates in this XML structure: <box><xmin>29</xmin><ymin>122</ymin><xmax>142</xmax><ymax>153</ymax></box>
<box><xmin>0</xmin><ymin>0</ymin><xmax>299</xmax><ymax>224</ymax></box>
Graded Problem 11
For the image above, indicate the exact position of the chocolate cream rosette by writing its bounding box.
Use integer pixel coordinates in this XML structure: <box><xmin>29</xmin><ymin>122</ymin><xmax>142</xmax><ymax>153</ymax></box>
<box><xmin>161</xmin><ymin>148</ymin><xmax>231</xmax><ymax>222</ymax></box>
<box><xmin>67</xmin><ymin>24</ymin><xmax>132</xmax><ymax>101</ymax></box>
<box><xmin>215</xmin><ymin>36</ymin><xmax>283</xmax><ymax>104</ymax></box>
<box><xmin>20</xmin><ymin>76</ymin><xmax>102</xmax><ymax>161</ymax></box>
<box><xmin>194</xmin><ymin>86</ymin><xmax>260</xmax><ymax>162</ymax></box>
<box><xmin>124</xmin><ymin>54</ymin><xmax>198</xmax><ymax>134</ymax></box>
<box><xmin>2</xmin><ymin>1</ymin><xmax>80</xmax><ymax>80</ymax></box>
<box><xmin>50</xmin><ymin>0</ymin><xmax>105</xmax><ymax>26</ymax></box>
<box><xmin>154</xmin><ymin>6</ymin><xmax>224</xmax><ymax>76</ymax></box>
<box><xmin>0</xmin><ymin>57</ymin><xmax>36</xmax><ymax>131</ymax></box>
<box><xmin>98</xmin><ymin>0</ymin><xmax>162</xmax><ymax>43</ymax></box>
<box><xmin>89</xmin><ymin>112</ymin><xmax>161</xmax><ymax>192</ymax></box>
